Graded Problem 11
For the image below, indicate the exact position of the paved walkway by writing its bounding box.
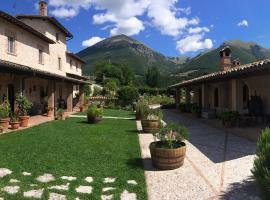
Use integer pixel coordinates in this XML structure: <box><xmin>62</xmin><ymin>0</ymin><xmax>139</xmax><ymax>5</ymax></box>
<box><xmin>138</xmin><ymin>110</ymin><xmax>260</xmax><ymax>200</ymax></box>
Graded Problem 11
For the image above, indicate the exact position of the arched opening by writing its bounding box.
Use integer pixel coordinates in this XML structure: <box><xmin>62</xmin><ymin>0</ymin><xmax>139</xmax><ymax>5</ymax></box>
<box><xmin>243</xmin><ymin>84</ymin><xmax>249</xmax><ymax>109</ymax></box>
<box><xmin>214</xmin><ymin>88</ymin><xmax>219</xmax><ymax>107</ymax></box>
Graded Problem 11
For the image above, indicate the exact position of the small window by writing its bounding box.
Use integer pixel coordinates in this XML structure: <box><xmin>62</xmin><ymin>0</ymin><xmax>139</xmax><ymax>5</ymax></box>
<box><xmin>58</xmin><ymin>57</ymin><xmax>62</xmax><ymax>70</ymax></box>
<box><xmin>76</xmin><ymin>62</ymin><xmax>78</xmax><ymax>72</ymax></box>
<box><xmin>70</xmin><ymin>59</ymin><xmax>73</xmax><ymax>69</ymax></box>
<box><xmin>8</xmin><ymin>36</ymin><xmax>15</xmax><ymax>54</ymax></box>
<box><xmin>39</xmin><ymin>49</ymin><xmax>44</xmax><ymax>64</ymax></box>
<box><xmin>56</xmin><ymin>33</ymin><xmax>59</xmax><ymax>41</ymax></box>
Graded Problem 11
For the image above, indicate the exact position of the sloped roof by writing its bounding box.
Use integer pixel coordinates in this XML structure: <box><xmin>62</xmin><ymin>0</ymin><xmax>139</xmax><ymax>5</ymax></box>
<box><xmin>170</xmin><ymin>59</ymin><xmax>270</xmax><ymax>88</ymax></box>
<box><xmin>0</xmin><ymin>10</ymin><xmax>55</xmax><ymax>44</ymax></box>
<box><xmin>16</xmin><ymin>15</ymin><xmax>73</xmax><ymax>38</ymax></box>
<box><xmin>66</xmin><ymin>52</ymin><xmax>86</xmax><ymax>64</ymax></box>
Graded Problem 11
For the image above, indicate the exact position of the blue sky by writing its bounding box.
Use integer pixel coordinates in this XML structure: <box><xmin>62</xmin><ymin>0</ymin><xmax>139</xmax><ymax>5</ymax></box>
<box><xmin>1</xmin><ymin>0</ymin><xmax>270</xmax><ymax>57</ymax></box>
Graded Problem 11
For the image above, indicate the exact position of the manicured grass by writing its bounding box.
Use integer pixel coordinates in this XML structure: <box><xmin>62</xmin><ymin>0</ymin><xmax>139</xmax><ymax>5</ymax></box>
<box><xmin>0</xmin><ymin>110</ymin><xmax>146</xmax><ymax>199</ymax></box>
<box><xmin>76</xmin><ymin>108</ymin><xmax>135</xmax><ymax>118</ymax></box>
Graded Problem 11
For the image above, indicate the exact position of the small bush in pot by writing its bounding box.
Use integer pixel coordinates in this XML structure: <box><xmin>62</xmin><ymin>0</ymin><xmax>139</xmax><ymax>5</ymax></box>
<box><xmin>15</xmin><ymin>94</ymin><xmax>32</xmax><ymax>127</ymax></box>
<box><xmin>87</xmin><ymin>104</ymin><xmax>103</xmax><ymax>124</ymax></box>
<box><xmin>191</xmin><ymin>104</ymin><xmax>201</xmax><ymax>118</ymax></box>
<box><xmin>135</xmin><ymin>99</ymin><xmax>148</xmax><ymax>120</ymax></box>
<box><xmin>220</xmin><ymin>111</ymin><xmax>239</xmax><ymax>128</ymax></box>
<box><xmin>0</xmin><ymin>101</ymin><xmax>11</xmax><ymax>132</ymax></box>
<box><xmin>56</xmin><ymin>108</ymin><xmax>66</xmax><ymax>120</ymax></box>
<box><xmin>150</xmin><ymin>123</ymin><xmax>188</xmax><ymax>170</ymax></box>
<box><xmin>141</xmin><ymin>108</ymin><xmax>163</xmax><ymax>133</ymax></box>
<box><xmin>252</xmin><ymin>128</ymin><xmax>270</xmax><ymax>199</ymax></box>
<box><xmin>10</xmin><ymin>114</ymin><xmax>20</xmax><ymax>130</ymax></box>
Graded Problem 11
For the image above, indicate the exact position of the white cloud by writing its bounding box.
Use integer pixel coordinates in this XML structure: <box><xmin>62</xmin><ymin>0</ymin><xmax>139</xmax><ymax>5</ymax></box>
<box><xmin>237</xmin><ymin>20</ymin><xmax>249</xmax><ymax>27</ymax></box>
<box><xmin>176</xmin><ymin>34</ymin><xmax>213</xmax><ymax>54</ymax></box>
<box><xmin>110</xmin><ymin>17</ymin><xmax>144</xmax><ymax>36</ymax></box>
<box><xmin>188</xmin><ymin>27</ymin><xmax>209</xmax><ymax>34</ymax></box>
<box><xmin>82</xmin><ymin>36</ymin><xmax>106</xmax><ymax>47</ymax></box>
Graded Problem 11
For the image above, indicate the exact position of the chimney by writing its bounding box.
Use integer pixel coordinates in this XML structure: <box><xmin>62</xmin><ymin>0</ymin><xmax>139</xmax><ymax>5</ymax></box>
<box><xmin>232</xmin><ymin>58</ymin><xmax>241</xmax><ymax>67</ymax></box>
<box><xmin>39</xmin><ymin>0</ymin><xmax>48</xmax><ymax>16</ymax></box>
<box><xmin>219</xmin><ymin>46</ymin><xmax>232</xmax><ymax>71</ymax></box>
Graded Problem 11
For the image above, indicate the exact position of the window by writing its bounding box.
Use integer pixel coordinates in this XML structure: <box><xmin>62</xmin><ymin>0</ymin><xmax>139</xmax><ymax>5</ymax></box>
<box><xmin>214</xmin><ymin>88</ymin><xmax>219</xmax><ymax>107</ymax></box>
<box><xmin>58</xmin><ymin>57</ymin><xmax>62</xmax><ymax>70</ymax></box>
<box><xmin>70</xmin><ymin>59</ymin><xmax>73</xmax><ymax>69</ymax></box>
<box><xmin>56</xmin><ymin>33</ymin><xmax>59</xmax><ymax>41</ymax></box>
<box><xmin>76</xmin><ymin>62</ymin><xmax>78</xmax><ymax>72</ymax></box>
<box><xmin>8</xmin><ymin>36</ymin><xmax>15</xmax><ymax>54</ymax></box>
<box><xmin>39</xmin><ymin>49</ymin><xmax>44</xmax><ymax>64</ymax></box>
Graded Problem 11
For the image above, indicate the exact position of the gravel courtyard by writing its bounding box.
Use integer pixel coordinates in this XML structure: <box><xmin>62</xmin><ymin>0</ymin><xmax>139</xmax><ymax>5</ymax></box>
<box><xmin>138</xmin><ymin>110</ymin><xmax>261</xmax><ymax>200</ymax></box>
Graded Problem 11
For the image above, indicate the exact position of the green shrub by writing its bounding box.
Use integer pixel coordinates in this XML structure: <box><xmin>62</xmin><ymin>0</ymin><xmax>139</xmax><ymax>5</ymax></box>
<box><xmin>135</xmin><ymin>99</ymin><xmax>148</xmax><ymax>118</ymax></box>
<box><xmin>15</xmin><ymin>94</ymin><xmax>32</xmax><ymax>116</ymax></box>
<box><xmin>0</xmin><ymin>101</ymin><xmax>10</xmax><ymax>119</ymax></box>
<box><xmin>219</xmin><ymin>111</ymin><xmax>239</xmax><ymax>122</ymax></box>
<box><xmin>252</xmin><ymin>128</ymin><xmax>270</xmax><ymax>199</ymax></box>
<box><xmin>143</xmin><ymin>95</ymin><xmax>174</xmax><ymax>105</ymax></box>
<box><xmin>142</xmin><ymin>108</ymin><xmax>163</xmax><ymax>120</ymax></box>
<box><xmin>87</xmin><ymin>104</ymin><xmax>103</xmax><ymax>118</ymax></box>
<box><xmin>82</xmin><ymin>84</ymin><xmax>91</xmax><ymax>97</ymax></box>
<box><xmin>93</xmin><ymin>86</ymin><xmax>102</xmax><ymax>96</ymax></box>
<box><xmin>118</xmin><ymin>86</ymin><xmax>139</xmax><ymax>106</ymax></box>
<box><xmin>191</xmin><ymin>104</ymin><xmax>201</xmax><ymax>114</ymax></box>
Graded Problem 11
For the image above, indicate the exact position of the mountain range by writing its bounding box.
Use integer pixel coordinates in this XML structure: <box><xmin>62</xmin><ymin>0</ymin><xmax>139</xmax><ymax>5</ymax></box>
<box><xmin>77</xmin><ymin>35</ymin><xmax>270</xmax><ymax>82</ymax></box>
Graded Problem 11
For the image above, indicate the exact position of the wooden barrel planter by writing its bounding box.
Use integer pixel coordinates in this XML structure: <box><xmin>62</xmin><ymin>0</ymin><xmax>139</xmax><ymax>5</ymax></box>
<box><xmin>141</xmin><ymin>120</ymin><xmax>160</xmax><ymax>133</ymax></box>
<box><xmin>87</xmin><ymin>116</ymin><xmax>102</xmax><ymax>124</ymax></box>
<box><xmin>149</xmin><ymin>141</ymin><xmax>186</xmax><ymax>170</ymax></box>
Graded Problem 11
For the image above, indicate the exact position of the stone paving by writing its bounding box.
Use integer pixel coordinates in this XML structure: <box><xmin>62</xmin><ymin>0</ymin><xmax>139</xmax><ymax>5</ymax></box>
<box><xmin>138</xmin><ymin>109</ymin><xmax>261</xmax><ymax>200</ymax></box>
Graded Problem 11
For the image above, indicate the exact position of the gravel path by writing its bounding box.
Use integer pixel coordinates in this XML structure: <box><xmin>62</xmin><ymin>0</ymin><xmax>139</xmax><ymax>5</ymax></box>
<box><xmin>138</xmin><ymin>110</ymin><xmax>261</xmax><ymax>200</ymax></box>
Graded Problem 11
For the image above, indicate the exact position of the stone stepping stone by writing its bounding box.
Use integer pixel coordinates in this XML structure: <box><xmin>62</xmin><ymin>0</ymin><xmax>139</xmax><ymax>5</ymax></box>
<box><xmin>30</xmin><ymin>184</ymin><xmax>38</xmax><ymax>187</ymax></box>
<box><xmin>85</xmin><ymin>176</ymin><xmax>93</xmax><ymax>183</ymax></box>
<box><xmin>48</xmin><ymin>193</ymin><xmax>66</xmax><ymax>200</ymax></box>
<box><xmin>22</xmin><ymin>172</ymin><xmax>31</xmax><ymax>176</ymax></box>
<box><xmin>2</xmin><ymin>186</ymin><xmax>20</xmax><ymax>194</ymax></box>
<box><xmin>104</xmin><ymin>177</ymin><xmax>116</xmax><ymax>183</ymax></box>
<box><xmin>48</xmin><ymin>183</ymin><xmax>70</xmax><ymax>191</ymax></box>
<box><xmin>102</xmin><ymin>187</ymin><xmax>116</xmax><ymax>192</ymax></box>
<box><xmin>127</xmin><ymin>180</ymin><xmax>138</xmax><ymax>185</ymax></box>
<box><xmin>75</xmin><ymin>186</ymin><xmax>93</xmax><ymax>194</ymax></box>
<box><xmin>0</xmin><ymin>168</ymin><xmax>12</xmax><ymax>178</ymax></box>
<box><xmin>101</xmin><ymin>194</ymin><xmax>113</xmax><ymax>200</ymax></box>
<box><xmin>0</xmin><ymin>197</ymin><xmax>3</xmax><ymax>200</ymax></box>
<box><xmin>61</xmin><ymin>176</ymin><xmax>77</xmax><ymax>181</ymax></box>
<box><xmin>9</xmin><ymin>179</ymin><xmax>20</xmax><ymax>183</ymax></box>
<box><xmin>36</xmin><ymin>173</ymin><xmax>55</xmax><ymax>183</ymax></box>
<box><xmin>23</xmin><ymin>189</ymin><xmax>44</xmax><ymax>199</ymax></box>
<box><xmin>120</xmin><ymin>190</ymin><xmax>137</xmax><ymax>200</ymax></box>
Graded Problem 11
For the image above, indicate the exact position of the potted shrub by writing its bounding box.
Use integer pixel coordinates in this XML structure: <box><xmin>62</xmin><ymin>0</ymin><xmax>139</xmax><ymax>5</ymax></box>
<box><xmin>141</xmin><ymin>108</ymin><xmax>163</xmax><ymax>133</ymax></box>
<box><xmin>56</xmin><ymin>108</ymin><xmax>66</xmax><ymax>120</ymax></box>
<box><xmin>47</xmin><ymin>106</ymin><xmax>54</xmax><ymax>117</ymax></box>
<box><xmin>0</xmin><ymin>101</ymin><xmax>11</xmax><ymax>132</ymax></box>
<box><xmin>150</xmin><ymin>123</ymin><xmax>188</xmax><ymax>170</ymax></box>
<box><xmin>220</xmin><ymin>111</ymin><xmax>239</xmax><ymax>128</ymax></box>
<box><xmin>135</xmin><ymin>99</ymin><xmax>148</xmax><ymax>120</ymax></box>
<box><xmin>15</xmin><ymin>94</ymin><xmax>32</xmax><ymax>127</ymax></box>
<box><xmin>87</xmin><ymin>104</ymin><xmax>103</xmax><ymax>124</ymax></box>
<box><xmin>10</xmin><ymin>114</ymin><xmax>20</xmax><ymax>130</ymax></box>
<box><xmin>191</xmin><ymin>104</ymin><xmax>201</xmax><ymax>118</ymax></box>
<box><xmin>0</xmin><ymin>125</ymin><xmax>3</xmax><ymax>134</ymax></box>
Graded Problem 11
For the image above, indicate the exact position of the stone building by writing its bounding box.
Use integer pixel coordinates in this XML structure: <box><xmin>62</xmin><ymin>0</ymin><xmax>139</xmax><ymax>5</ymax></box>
<box><xmin>170</xmin><ymin>46</ymin><xmax>270</xmax><ymax>120</ymax></box>
<box><xmin>0</xmin><ymin>1</ymin><xmax>88</xmax><ymax>115</ymax></box>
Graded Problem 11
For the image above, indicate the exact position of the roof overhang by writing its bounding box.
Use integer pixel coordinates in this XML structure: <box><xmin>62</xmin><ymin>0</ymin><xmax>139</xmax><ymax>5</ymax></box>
<box><xmin>66</xmin><ymin>52</ymin><xmax>86</xmax><ymax>64</ymax></box>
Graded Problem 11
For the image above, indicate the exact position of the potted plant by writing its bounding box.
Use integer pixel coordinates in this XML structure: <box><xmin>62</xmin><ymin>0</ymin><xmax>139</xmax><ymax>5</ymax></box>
<box><xmin>56</xmin><ymin>108</ymin><xmax>66</xmax><ymax>120</ymax></box>
<box><xmin>15</xmin><ymin>94</ymin><xmax>32</xmax><ymax>127</ymax></box>
<box><xmin>10</xmin><ymin>114</ymin><xmax>20</xmax><ymax>130</ymax></box>
<box><xmin>87</xmin><ymin>104</ymin><xmax>103</xmax><ymax>124</ymax></box>
<box><xmin>141</xmin><ymin>108</ymin><xmax>163</xmax><ymax>133</ymax></box>
<box><xmin>220</xmin><ymin>111</ymin><xmax>239</xmax><ymax>128</ymax></box>
<box><xmin>47</xmin><ymin>106</ymin><xmax>54</xmax><ymax>117</ymax></box>
<box><xmin>150</xmin><ymin>123</ymin><xmax>188</xmax><ymax>170</ymax></box>
<box><xmin>191</xmin><ymin>104</ymin><xmax>201</xmax><ymax>118</ymax></box>
<box><xmin>179</xmin><ymin>103</ymin><xmax>186</xmax><ymax>113</ymax></box>
<box><xmin>79</xmin><ymin>106</ymin><xmax>84</xmax><ymax>112</ymax></box>
<box><xmin>135</xmin><ymin>99</ymin><xmax>148</xmax><ymax>120</ymax></box>
<box><xmin>0</xmin><ymin>125</ymin><xmax>3</xmax><ymax>134</ymax></box>
<box><xmin>0</xmin><ymin>101</ymin><xmax>11</xmax><ymax>132</ymax></box>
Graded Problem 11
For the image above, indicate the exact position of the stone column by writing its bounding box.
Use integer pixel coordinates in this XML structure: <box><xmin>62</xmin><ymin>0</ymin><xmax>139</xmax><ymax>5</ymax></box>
<box><xmin>48</xmin><ymin>80</ymin><xmax>55</xmax><ymax>115</ymax></box>
<box><xmin>202</xmin><ymin>84</ymin><xmax>209</xmax><ymax>109</ymax></box>
<box><xmin>175</xmin><ymin>87</ymin><xmax>181</xmax><ymax>109</ymax></box>
<box><xmin>231</xmin><ymin>79</ymin><xmax>240</xmax><ymax>111</ymax></box>
<box><xmin>79</xmin><ymin>84</ymin><xmax>85</xmax><ymax>107</ymax></box>
<box><xmin>185</xmin><ymin>87</ymin><xmax>191</xmax><ymax>104</ymax></box>
<box><xmin>67</xmin><ymin>83</ymin><xmax>73</xmax><ymax>112</ymax></box>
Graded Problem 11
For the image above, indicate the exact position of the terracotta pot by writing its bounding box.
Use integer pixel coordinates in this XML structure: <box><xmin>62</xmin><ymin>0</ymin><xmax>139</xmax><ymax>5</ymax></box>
<box><xmin>87</xmin><ymin>116</ymin><xmax>102</xmax><ymax>124</ymax></box>
<box><xmin>19</xmin><ymin>116</ymin><xmax>30</xmax><ymax>127</ymax></box>
<box><xmin>80</xmin><ymin>107</ymin><xmax>84</xmax><ymax>112</ymax></box>
<box><xmin>141</xmin><ymin>120</ymin><xmax>160</xmax><ymax>133</ymax></box>
<box><xmin>10</xmin><ymin>122</ymin><xmax>20</xmax><ymax>130</ymax></box>
<box><xmin>47</xmin><ymin>110</ymin><xmax>54</xmax><ymax>117</ymax></box>
<box><xmin>0</xmin><ymin>118</ymin><xmax>10</xmax><ymax>132</ymax></box>
<box><xmin>150</xmin><ymin>141</ymin><xmax>186</xmax><ymax>170</ymax></box>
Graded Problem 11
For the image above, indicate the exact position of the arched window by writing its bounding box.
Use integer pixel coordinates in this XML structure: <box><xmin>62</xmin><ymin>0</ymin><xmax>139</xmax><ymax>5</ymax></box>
<box><xmin>243</xmin><ymin>85</ymin><xmax>249</xmax><ymax>109</ymax></box>
<box><xmin>214</xmin><ymin>88</ymin><xmax>219</xmax><ymax>107</ymax></box>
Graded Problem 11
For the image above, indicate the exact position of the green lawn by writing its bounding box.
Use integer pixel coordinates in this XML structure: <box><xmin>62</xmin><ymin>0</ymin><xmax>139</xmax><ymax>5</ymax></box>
<box><xmin>0</xmin><ymin>109</ymin><xmax>146</xmax><ymax>199</ymax></box>
<box><xmin>76</xmin><ymin>108</ymin><xmax>135</xmax><ymax>118</ymax></box>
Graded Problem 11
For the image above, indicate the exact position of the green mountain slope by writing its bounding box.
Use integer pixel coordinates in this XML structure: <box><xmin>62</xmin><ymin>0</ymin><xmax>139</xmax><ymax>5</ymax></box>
<box><xmin>177</xmin><ymin>40</ymin><xmax>270</xmax><ymax>78</ymax></box>
<box><xmin>77</xmin><ymin>34</ymin><xmax>178</xmax><ymax>75</ymax></box>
